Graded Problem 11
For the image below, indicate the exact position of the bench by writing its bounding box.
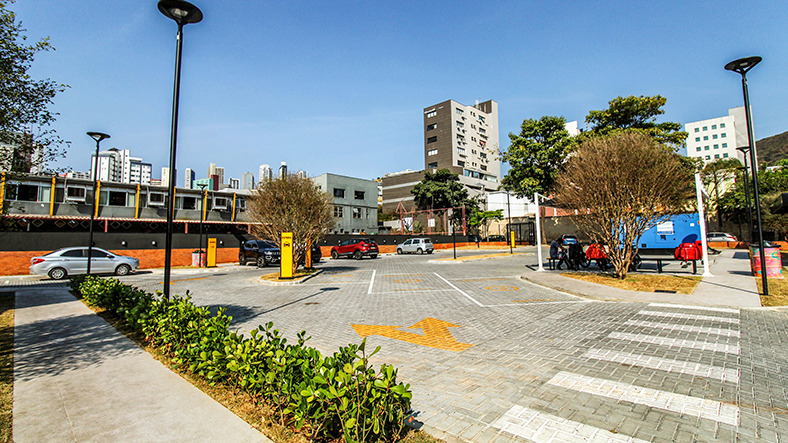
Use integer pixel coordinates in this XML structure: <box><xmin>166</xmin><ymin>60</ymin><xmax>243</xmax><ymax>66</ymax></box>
<box><xmin>637</xmin><ymin>256</ymin><xmax>699</xmax><ymax>274</ymax></box>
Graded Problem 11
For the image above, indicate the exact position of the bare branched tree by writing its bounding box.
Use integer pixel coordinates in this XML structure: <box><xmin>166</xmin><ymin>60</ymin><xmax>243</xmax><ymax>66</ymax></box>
<box><xmin>555</xmin><ymin>131</ymin><xmax>694</xmax><ymax>278</ymax></box>
<box><xmin>246</xmin><ymin>174</ymin><xmax>334</xmax><ymax>274</ymax></box>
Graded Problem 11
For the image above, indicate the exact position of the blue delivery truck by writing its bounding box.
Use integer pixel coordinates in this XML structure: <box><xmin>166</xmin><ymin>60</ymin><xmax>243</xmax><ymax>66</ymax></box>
<box><xmin>637</xmin><ymin>213</ymin><xmax>702</xmax><ymax>254</ymax></box>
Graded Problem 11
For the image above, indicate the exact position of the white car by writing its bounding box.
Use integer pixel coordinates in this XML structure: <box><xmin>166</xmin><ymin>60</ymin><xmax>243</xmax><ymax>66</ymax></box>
<box><xmin>30</xmin><ymin>247</ymin><xmax>140</xmax><ymax>280</ymax></box>
<box><xmin>396</xmin><ymin>238</ymin><xmax>434</xmax><ymax>255</ymax></box>
<box><xmin>706</xmin><ymin>232</ymin><xmax>737</xmax><ymax>242</ymax></box>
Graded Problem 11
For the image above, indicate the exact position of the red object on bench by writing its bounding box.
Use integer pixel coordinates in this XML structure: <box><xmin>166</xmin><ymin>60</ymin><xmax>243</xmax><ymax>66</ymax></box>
<box><xmin>586</xmin><ymin>244</ymin><xmax>608</xmax><ymax>260</ymax></box>
<box><xmin>675</xmin><ymin>242</ymin><xmax>702</xmax><ymax>260</ymax></box>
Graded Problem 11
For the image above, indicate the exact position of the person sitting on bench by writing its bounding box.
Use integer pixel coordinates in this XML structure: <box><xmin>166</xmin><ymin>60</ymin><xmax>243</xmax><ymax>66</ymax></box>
<box><xmin>549</xmin><ymin>238</ymin><xmax>567</xmax><ymax>270</ymax></box>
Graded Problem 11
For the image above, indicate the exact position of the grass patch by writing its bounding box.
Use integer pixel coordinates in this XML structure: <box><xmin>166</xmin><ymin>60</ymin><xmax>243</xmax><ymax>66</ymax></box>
<box><xmin>0</xmin><ymin>292</ymin><xmax>13</xmax><ymax>443</ymax></box>
<box><xmin>562</xmin><ymin>272</ymin><xmax>702</xmax><ymax>294</ymax></box>
<box><xmin>757</xmin><ymin>269</ymin><xmax>788</xmax><ymax>307</ymax></box>
<box><xmin>259</xmin><ymin>269</ymin><xmax>318</xmax><ymax>282</ymax></box>
<box><xmin>72</xmin><ymin>288</ymin><xmax>437</xmax><ymax>443</ymax></box>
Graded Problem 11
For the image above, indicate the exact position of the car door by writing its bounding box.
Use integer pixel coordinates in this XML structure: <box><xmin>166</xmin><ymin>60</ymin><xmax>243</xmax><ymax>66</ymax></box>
<box><xmin>89</xmin><ymin>249</ymin><xmax>115</xmax><ymax>273</ymax></box>
<box><xmin>60</xmin><ymin>248</ymin><xmax>88</xmax><ymax>274</ymax></box>
<box><xmin>402</xmin><ymin>239</ymin><xmax>412</xmax><ymax>253</ymax></box>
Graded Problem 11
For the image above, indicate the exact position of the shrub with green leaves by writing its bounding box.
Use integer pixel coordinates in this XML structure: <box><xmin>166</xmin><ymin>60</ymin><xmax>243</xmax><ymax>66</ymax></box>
<box><xmin>71</xmin><ymin>275</ymin><xmax>412</xmax><ymax>442</ymax></box>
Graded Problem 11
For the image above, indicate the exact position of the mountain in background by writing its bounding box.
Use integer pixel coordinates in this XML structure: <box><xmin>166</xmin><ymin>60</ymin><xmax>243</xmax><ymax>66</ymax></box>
<box><xmin>756</xmin><ymin>131</ymin><xmax>788</xmax><ymax>166</ymax></box>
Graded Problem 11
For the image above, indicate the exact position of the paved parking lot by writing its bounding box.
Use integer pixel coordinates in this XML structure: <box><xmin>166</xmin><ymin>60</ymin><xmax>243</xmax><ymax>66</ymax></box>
<box><xmin>111</xmin><ymin>250</ymin><xmax>787</xmax><ymax>442</ymax></box>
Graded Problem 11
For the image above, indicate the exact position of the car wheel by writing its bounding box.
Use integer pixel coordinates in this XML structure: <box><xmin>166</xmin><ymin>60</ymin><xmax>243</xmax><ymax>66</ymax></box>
<box><xmin>427</xmin><ymin>250</ymin><xmax>433</xmax><ymax>254</ymax></box>
<box><xmin>370</xmin><ymin>254</ymin><xmax>378</xmax><ymax>259</ymax></box>
<box><xmin>417</xmin><ymin>248</ymin><xmax>423</xmax><ymax>255</ymax></box>
<box><xmin>331</xmin><ymin>250</ymin><xmax>339</xmax><ymax>259</ymax></box>
<box><xmin>114</xmin><ymin>264</ymin><xmax>131</xmax><ymax>276</ymax></box>
<box><xmin>48</xmin><ymin>267</ymin><xmax>67</xmax><ymax>280</ymax></box>
<box><xmin>397</xmin><ymin>248</ymin><xmax>403</xmax><ymax>255</ymax></box>
<box><xmin>353</xmin><ymin>250</ymin><xmax>363</xmax><ymax>260</ymax></box>
<box><xmin>257</xmin><ymin>256</ymin><xmax>268</xmax><ymax>267</ymax></box>
<box><xmin>239</xmin><ymin>254</ymin><xmax>247</xmax><ymax>266</ymax></box>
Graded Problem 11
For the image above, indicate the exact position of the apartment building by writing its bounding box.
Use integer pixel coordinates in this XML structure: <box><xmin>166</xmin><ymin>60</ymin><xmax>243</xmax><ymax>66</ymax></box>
<box><xmin>685</xmin><ymin>107</ymin><xmax>751</xmax><ymax>167</ymax></box>
<box><xmin>90</xmin><ymin>148</ymin><xmax>151</xmax><ymax>185</ymax></box>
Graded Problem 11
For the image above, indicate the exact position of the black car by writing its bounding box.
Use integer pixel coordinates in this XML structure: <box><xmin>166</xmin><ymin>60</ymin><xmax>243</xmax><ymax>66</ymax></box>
<box><xmin>239</xmin><ymin>240</ymin><xmax>281</xmax><ymax>267</ymax></box>
<box><xmin>484</xmin><ymin>235</ymin><xmax>507</xmax><ymax>242</ymax></box>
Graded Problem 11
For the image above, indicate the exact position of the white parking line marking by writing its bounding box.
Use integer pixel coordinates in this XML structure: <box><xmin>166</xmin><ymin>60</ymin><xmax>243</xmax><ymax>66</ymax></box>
<box><xmin>433</xmin><ymin>273</ymin><xmax>484</xmax><ymax>307</ymax></box>
<box><xmin>623</xmin><ymin>319</ymin><xmax>740</xmax><ymax>338</ymax></box>
<box><xmin>608</xmin><ymin>332</ymin><xmax>740</xmax><ymax>355</ymax></box>
<box><xmin>368</xmin><ymin>269</ymin><xmax>376</xmax><ymax>295</ymax></box>
<box><xmin>648</xmin><ymin>303</ymin><xmax>740</xmax><ymax>315</ymax></box>
<box><xmin>493</xmin><ymin>404</ymin><xmax>649</xmax><ymax>442</ymax></box>
<box><xmin>638</xmin><ymin>310</ymin><xmax>740</xmax><ymax>325</ymax></box>
<box><xmin>583</xmin><ymin>348</ymin><xmax>740</xmax><ymax>383</ymax></box>
<box><xmin>547</xmin><ymin>371</ymin><xmax>740</xmax><ymax>426</ymax></box>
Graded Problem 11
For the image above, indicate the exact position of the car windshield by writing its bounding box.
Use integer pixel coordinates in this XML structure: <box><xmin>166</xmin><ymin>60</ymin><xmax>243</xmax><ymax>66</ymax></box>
<box><xmin>360</xmin><ymin>238</ymin><xmax>375</xmax><ymax>244</ymax></box>
<box><xmin>258</xmin><ymin>241</ymin><xmax>277</xmax><ymax>248</ymax></box>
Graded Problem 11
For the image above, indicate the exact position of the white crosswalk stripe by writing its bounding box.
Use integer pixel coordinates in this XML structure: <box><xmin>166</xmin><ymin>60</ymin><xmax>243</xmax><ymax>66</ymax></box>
<box><xmin>647</xmin><ymin>303</ymin><xmax>740</xmax><ymax>315</ymax></box>
<box><xmin>637</xmin><ymin>310</ymin><xmax>740</xmax><ymax>324</ymax></box>
<box><xmin>622</xmin><ymin>319</ymin><xmax>740</xmax><ymax>338</ymax></box>
<box><xmin>607</xmin><ymin>331</ymin><xmax>740</xmax><ymax>354</ymax></box>
<box><xmin>583</xmin><ymin>348</ymin><xmax>740</xmax><ymax>383</ymax></box>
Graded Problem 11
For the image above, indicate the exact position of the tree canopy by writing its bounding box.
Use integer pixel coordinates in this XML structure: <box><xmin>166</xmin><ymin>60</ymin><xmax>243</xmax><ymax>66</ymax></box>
<box><xmin>411</xmin><ymin>168</ymin><xmax>468</xmax><ymax>210</ymax></box>
<box><xmin>0</xmin><ymin>0</ymin><xmax>68</xmax><ymax>174</ymax></box>
<box><xmin>246</xmin><ymin>174</ymin><xmax>334</xmax><ymax>273</ymax></box>
<box><xmin>500</xmin><ymin>115</ymin><xmax>576</xmax><ymax>198</ymax></box>
<box><xmin>555</xmin><ymin>131</ymin><xmax>694</xmax><ymax>278</ymax></box>
<box><xmin>584</xmin><ymin>95</ymin><xmax>687</xmax><ymax>148</ymax></box>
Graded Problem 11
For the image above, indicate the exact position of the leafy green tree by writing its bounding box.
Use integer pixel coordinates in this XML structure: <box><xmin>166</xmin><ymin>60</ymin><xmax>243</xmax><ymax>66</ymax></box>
<box><xmin>718</xmin><ymin>160</ymin><xmax>788</xmax><ymax>241</ymax></box>
<box><xmin>500</xmin><ymin>116</ymin><xmax>576</xmax><ymax>198</ymax></box>
<box><xmin>584</xmin><ymin>95</ymin><xmax>687</xmax><ymax>148</ymax></box>
<box><xmin>701</xmin><ymin>158</ymin><xmax>743</xmax><ymax>230</ymax></box>
<box><xmin>411</xmin><ymin>168</ymin><xmax>468</xmax><ymax>210</ymax></box>
<box><xmin>469</xmin><ymin>209</ymin><xmax>503</xmax><ymax>239</ymax></box>
<box><xmin>0</xmin><ymin>0</ymin><xmax>69</xmax><ymax>173</ymax></box>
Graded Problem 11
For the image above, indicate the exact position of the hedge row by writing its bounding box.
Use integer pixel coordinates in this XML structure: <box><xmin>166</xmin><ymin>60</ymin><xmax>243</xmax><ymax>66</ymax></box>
<box><xmin>70</xmin><ymin>275</ymin><xmax>413</xmax><ymax>442</ymax></box>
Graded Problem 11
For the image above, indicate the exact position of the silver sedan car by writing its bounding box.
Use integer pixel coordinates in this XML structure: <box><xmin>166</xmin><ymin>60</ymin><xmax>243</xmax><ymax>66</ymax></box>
<box><xmin>30</xmin><ymin>247</ymin><xmax>140</xmax><ymax>280</ymax></box>
<box><xmin>396</xmin><ymin>238</ymin><xmax>434</xmax><ymax>254</ymax></box>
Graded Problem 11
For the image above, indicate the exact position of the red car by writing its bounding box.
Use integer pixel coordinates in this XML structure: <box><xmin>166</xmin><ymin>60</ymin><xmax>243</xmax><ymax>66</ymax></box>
<box><xmin>330</xmin><ymin>238</ymin><xmax>379</xmax><ymax>260</ymax></box>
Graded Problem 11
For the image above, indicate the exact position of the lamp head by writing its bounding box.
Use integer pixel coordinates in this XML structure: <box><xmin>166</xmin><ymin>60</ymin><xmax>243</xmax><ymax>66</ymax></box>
<box><xmin>736</xmin><ymin>146</ymin><xmax>750</xmax><ymax>154</ymax></box>
<box><xmin>725</xmin><ymin>56</ymin><xmax>762</xmax><ymax>75</ymax></box>
<box><xmin>87</xmin><ymin>132</ymin><xmax>110</xmax><ymax>143</ymax></box>
<box><xmin>158</xmin><ymin>0</ymin><xmax>202</xmax><ymax>25</ymax></box>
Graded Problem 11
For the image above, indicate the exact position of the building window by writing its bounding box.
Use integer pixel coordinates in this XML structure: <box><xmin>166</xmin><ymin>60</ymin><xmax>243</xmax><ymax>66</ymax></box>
<box><xmin>722</xmin><ymin>143</ymin><xmax>728</xmax><ymax>148</ymax></box>
<box><xmin>354</xmin><ymin>190</ymin><xmax>365</xmax><ymax>200</ymax></box>
<box><xmin>480</xmin><ymin>165</ymin><xmax>487</xmax><ymax>171</ymax></box>
<box><xmin>703</xmin><ymin>136</ymin><xmax>708</xmax><ymax>141</ymax></box>
<box><xmin>712</xmin><ymin>124</ymin><xmax>717</xmax><ymax>130</ymax></box>
<box><xmin>702</xmin><ymin>126</ymin><xmax>708</xmax><ymax>131</ymax></box>
<box><xmin>723</xmin><ymin>153</ymin><xmax>729</xmax><ymax>158</ymax></box>
<box><xmin>720</xmin><ymin>123</ymin><xmax>726</xmax><ymax>128</ymax></box>
<box><xmin>66</xmin><ymin>186</ymin><xmax>87</xmax><ymax>202</ymax></box>
<box><xmin>457</xmin><ymin>160</ymin><xmax>465</xmax><ymax>167</ymax></box>
<box><xmin>721</xmin><ymin>133</ymin><xmax>726</xmax><ymax>138</ymax></box>
<box><xmin>178</xmin><ymin>196</ymin><xmax>197</xmax><ymax>210</ymax></box>
<box><xmin>704</xmin><ymin>146</ymin><xmax>709</xmax><ymax>151</ymax></box>
<box><xmin>457</xmin><ymin>147</ymin><xmax>465</xmax><ymax>156</ymax></box>
<box><xmin>480</xmin><ymin>152</ymin><xmax>487</xmax><ymax>158</ymax></box>
<box><xmin>696</xmin><ymin>147</ymin><xmax>701</xmax><ymax>152</ymax></box>
<box><xmin>455</xmin><ymin>107</ymin><xmax>463</xmax><ymax>115</ymax></box>
<box><xmin>427</xmin><ymin>162</ymin><xmax>438</xmax><ymax>169</ymax></box>
<box><xmin>213</xmin><ymin>197</ymin><xmax>230</xmax><ymax>210</ymax></box>
<box><xmin>148</xmin><ymin>192</ymin><xmax>166</xmax><ymax>206</ymax></box>
<box><xmin>714</xmin><ymin>154</ymin><xmax>720</xmax><ymax>159</ymax></box>
<box><xmin>713</xmin><ymin>134</ymin><xmax>718</xmax><ymax>139</ymax></box>
<box><xmin>426</xmin><ymin>110</ymin><xmax>436</xmax><ymax>118</ymax></box>
<box><xmin>427</xmin><ymin>136</ymin><xmax>437</xmax><ymax>144</ymax></box>
<box><xmin>427</xmin><ymin>149</ymin><xmax>438</xmax><ymax>156</ymax></box>
<box><xmin>333</xmin><ymin>205</ymin><xmax>343</xmax><ymax>218</ymax></box>
<box><xmin>101</xmin><ymin>190</ymin><xmax>129</xmax><ymax>207</ymax></box>
<box><xmin>426</xmin><ymin>123</ymin><xmax>437</xmax><ymax>131</ymax></box>
<box><xmin>352</xmin><ymin>207</ymin><xmax>362</xmax><ymax>219</ymax></box>
<box><xmin>333</xmin><ymin>188</ymin><xmax>345</xmax><ymax>198</ymax></box>
<box><xmin>695</xmin><ymin>137</ymin><xmax>700</xmax><ymax>142</ymax></box>
<box><xmin>456</xmin><ymin>120</ymin><xmax>464</xmax><ymax>128</ymax></box>
<box><xmin>714</xmin><ymin>144</ymin><xmax>719</xmax><ymax>149</ymax></box>
<box><xmin>694</xmin><ymin>128</ymin><xmax>699</xmax><ymax>133</ymax></box>
<box><xmin>705</xmin><ymin>155</ymin><xmax>710</xmax><ymax>160</ymax></box>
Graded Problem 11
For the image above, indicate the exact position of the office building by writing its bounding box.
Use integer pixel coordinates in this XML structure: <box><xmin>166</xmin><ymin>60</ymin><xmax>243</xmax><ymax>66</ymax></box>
<box><xmin>312</xmin><ymin>173</ymin><xmax>378</xmax><ymax>234</ymax></box>
<box><xmin>242</xmin><ymin>171</ymin><xmax>255</xmax><ymax>190</ymax></box>
<box><xmin>184</xmin><ymin>168</ymin><xmax>195</xmax><ymax>189</ymax></box>
<box><xmin>91</xmin><ymin>148</ymin><xmax>151</xmax><ymax>185</ymax></box>
<box><xmin>259</xmin><ymin>164</ymin><xmax>273</xmax><ymax>183</ymax></box>
<box><xmin>685</xmin><ymin>107</ymin><xmax>751</xmax><ymax>167</ymax></box>
<box><xmin>161</xmin><ymin>167</ymin><xmax>174</xmax><ymax>188</ymax></box>
<box><xmin>278</xmin><ymin>162</ymin><xmax>287</xmax><ymax>178</ymax></box>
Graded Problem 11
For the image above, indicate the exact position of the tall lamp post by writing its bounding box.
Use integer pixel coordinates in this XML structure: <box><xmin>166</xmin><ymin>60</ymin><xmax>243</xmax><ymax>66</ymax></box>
<box><xmin>158</xmin><ymin>0</ymin><xmax>202</xmax><ymax>297</ymax></box>
<box><xmin>725</xmin><ymin>56</ymin><xmax>768</xmax><ymax>295</ymax></box>
<box><xmin>86</xmin><ymin>131</ymin><xmax>110</xmax><ymax>275</ymax></box>
<box><xmin>736</xmin><ymin>146</ymin><xmax>754</xmax><ymax>242</ymax></box>
<box><xmin>196</xmin><ymin>183</ymin><xmax>207</xmax><ymax>267</ymax></box>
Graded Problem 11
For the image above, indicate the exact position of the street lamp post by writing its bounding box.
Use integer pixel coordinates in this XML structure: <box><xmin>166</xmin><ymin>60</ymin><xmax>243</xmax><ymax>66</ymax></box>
<box><xmin>197</xmin><ymin>183</ymin><xmax>207</xmax><ymax>267</ymax></box>
<box><xmin>158</xmin><ymin>0</ymin><xmax>202</xmax><ymax>297</ymax></box>
<box><xmin>86</xmin><ymin>131</ymin><xmax>110</xmax><ymax>275</ymax></box>
<box><xmin>725</xmin><ymin>56</ymin><xmax>768</xmax><ymax>295</ymax></box>
<box><xmin>736</xmin><ymin>146</ymin><xmax>754</xmax><ymax>242</ymax></box>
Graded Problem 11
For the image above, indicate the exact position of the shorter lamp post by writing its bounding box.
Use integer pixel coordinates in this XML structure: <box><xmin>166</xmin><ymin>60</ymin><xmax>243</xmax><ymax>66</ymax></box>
<box><xmin>506</xmin><ymin>189</ymin><xmax>513</xmax><ymax>254</ymax></box>
<box><xmin>736</xmin><ymin>146</ymin><xmax>754</xmax><ymax>242</ymax></box>
<box><xmin>197</xmin><ymin>183</ymin><xmax>207</xmax><ymax>267</ymax></box>
<box><xmin>86</xmin><ymin>131</ymin><xmax>110</xmax><ymax>275</ymax></box>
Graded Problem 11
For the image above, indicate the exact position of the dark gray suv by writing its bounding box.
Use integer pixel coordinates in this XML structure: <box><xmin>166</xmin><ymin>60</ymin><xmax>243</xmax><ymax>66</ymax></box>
<box><xmin>239</xmin><ymin>240</ymin><xmax>281</xmax><ymax>267</ymax></box>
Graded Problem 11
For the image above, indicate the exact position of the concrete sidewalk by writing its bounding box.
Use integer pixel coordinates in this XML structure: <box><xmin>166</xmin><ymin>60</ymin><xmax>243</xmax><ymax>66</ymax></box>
<box><xmin>522</xmin><ymin>248</ymin><xmax>763</xmax><ymax>308</ymax></box>
<box><xmin>13</xmin><ymin>286</ymin><xmax>270</xmax><ymax>442</ymax></box>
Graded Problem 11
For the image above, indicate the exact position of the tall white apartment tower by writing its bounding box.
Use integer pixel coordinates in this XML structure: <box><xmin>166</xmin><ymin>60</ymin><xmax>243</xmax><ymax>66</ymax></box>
<box><xmin>685</xmin><ymin>107</ymin><xmax>753</xmax><ymax>168</ymax></box>
<box><xmin>184</xmin><ymin>168</ymin><xmax>195</xmax><ymax>189</ymax></box>
<box><xmin>259</xmin><ymin>164</ymin><xmax>273</xmax><ymax>183</ymax></box>
<box><xmin>208</xmin><ymin>163</ymin><xmax>225</xmax><ymax>186</ymax></box>
<box><xmin>91</xmin><ymin>148</ymin><xmax>151</xmax><ymax>184</ymax></box>
<box><xmin>422</xmin><ymin>99</ymin><xmax>500</xmax><ymax>195</ymax></box>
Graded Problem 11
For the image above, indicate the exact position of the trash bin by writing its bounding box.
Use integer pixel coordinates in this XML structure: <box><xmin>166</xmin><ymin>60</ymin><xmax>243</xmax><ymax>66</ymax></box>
<box><xmin>749</xmin><ymin>245</ymin><xmax>784</xmax><ymax>278</ymax></box>
<box><xmin>191</xmin><ymin>250</ymin><xmax>205</xmax><ymax>267</ymax></box>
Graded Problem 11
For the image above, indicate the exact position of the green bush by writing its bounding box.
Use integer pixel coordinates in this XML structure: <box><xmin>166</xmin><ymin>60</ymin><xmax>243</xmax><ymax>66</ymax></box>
<box><xmin>70</xmin><ymin>275</ymin><xmax>412</xmax><ymax>442</ymax></box>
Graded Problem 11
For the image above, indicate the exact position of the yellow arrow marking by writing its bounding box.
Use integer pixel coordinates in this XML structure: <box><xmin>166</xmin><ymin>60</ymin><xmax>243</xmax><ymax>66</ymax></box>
<box><xmin>351</xmin><ymin>317</ymin><xmax>473</xmax><ymax>352</ymax></box>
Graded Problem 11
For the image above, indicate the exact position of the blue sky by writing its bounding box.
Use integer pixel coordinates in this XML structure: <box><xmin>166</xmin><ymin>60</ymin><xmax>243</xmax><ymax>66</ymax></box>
<box><xmin>14</xmin><ymin>0</ymin><xmax>788</xmax><ymax>183</ymax></box>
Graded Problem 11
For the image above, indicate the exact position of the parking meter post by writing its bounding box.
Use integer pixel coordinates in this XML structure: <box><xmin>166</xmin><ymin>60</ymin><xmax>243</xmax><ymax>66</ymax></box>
<box><xmin>535</xmin><ymin>192</ymin><xmax>545</xmax><ymax>272</ymax></box>
<box><xmin>305</xmin><ymin>240</ymin><xmax>313</xmax><ymax>270</ymax></box>
<box><xmin>280</xmin><ymin>232</ymin><xmax>294</xmax><ymax>279</ymax></box>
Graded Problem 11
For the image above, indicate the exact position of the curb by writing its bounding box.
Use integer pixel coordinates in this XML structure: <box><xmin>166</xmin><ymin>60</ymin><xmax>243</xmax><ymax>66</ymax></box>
<box><xmin>255</xmin><ymin>269</ymin><xmax>324</xmax><ymax>286</ymax></box>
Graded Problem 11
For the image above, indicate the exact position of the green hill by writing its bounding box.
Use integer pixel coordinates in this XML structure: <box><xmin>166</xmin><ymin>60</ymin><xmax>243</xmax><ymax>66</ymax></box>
<box><xmin>756</xmin><ymin>131</ymin><xmax>788</xmax><ymax>166</ymax></box>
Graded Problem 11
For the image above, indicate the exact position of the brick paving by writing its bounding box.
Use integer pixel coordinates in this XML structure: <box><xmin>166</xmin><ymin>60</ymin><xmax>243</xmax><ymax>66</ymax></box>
<box><xmin>11</xmin><ymin>248</ymin><xmax>788</xmax><ymax>442</ymax></box>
